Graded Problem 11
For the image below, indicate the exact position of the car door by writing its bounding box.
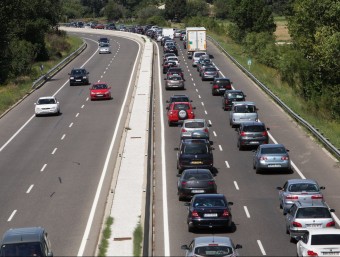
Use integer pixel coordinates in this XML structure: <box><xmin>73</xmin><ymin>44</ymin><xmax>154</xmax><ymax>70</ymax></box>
<box><xmin>285</xmin><ymin>204</ymin><xmax>297</xmax><ymax>231</ymax></box>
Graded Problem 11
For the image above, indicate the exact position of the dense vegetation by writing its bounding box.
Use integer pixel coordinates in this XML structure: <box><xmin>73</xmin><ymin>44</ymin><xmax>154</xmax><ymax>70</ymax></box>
<box><xmin>0</xmin><ymin>0</ymin><xmax>338</xmax><ymax>127</ymax></box>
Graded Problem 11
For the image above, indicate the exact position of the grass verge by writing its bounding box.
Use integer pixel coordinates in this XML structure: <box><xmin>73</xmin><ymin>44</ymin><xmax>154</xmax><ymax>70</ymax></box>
<box><xmin>208</xmin><ymin>31</ymin><xmax>340</xmax><ymax>151</ymax></box>
<box><xmin>97</xmin><ymin>216</ymin><xmax>114</xmax><ymax>256</ymax></box>
<box><xmin>133</xmin><ymin>223</ymin><xmax>143</xmax><ymax>257</ymax></box>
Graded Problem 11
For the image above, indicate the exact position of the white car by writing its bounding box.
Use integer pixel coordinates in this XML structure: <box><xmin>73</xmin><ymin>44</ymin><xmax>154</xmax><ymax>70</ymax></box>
<box><xmin>297</xmin><ymin>228</ymin><xmax>340</xmax><ymax>256</ymax></box>
<box><xmin>166</xmin><ymin>56</ymin><xmax>180</xmax><ymax>66</ymax></box>
<box><xmin>99</xmin><ymin>43</ymin><xmax>111</xmax><ymax>54</ymax></box>
<box><xmin>34</xmin><ymin>96</ymin><xmax>60</xmax><ymax>116</ymax></box>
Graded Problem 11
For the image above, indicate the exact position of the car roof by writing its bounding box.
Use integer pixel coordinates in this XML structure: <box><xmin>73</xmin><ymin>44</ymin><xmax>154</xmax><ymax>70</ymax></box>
<box><xmin>225</xmin><ymin>90</ymin><xmax>244</xmax><ymax>94</ymax></box>
<box><xmin>182</xmin><ymin>169</ymin><xmax>212</xmax><ymax>174</ymax></box>
<box><xmin>1</xmin><ymin>227</ymin><xmax>45</xmax><ymax>244</ymax></box>
<box><xmin>193</xmin><ymin>236</ymin><xmax>233</xmax><ymax>247</ymax></box>
<box><xmin>181</xmin><ymin>138</ymin><xmax>209</xmax><ymax>144</ymax></box>
<box><xmin>193</xmin><ymin>194</ymin><xmax>225</xmax><ymax>199</ymax></box>
<box><xmin>241</xmin><ymin>121</ymin><xmax>265</xmax><ymax>126</ymax></box>
<box><xmin>286</xmin><ymin>179</ymin><xmax>318</xmax><ymax>184</ymax></box>
<box><xmin>259</xmin><ymin>143</ymin><xmax>285</xmax><ymax>149</ymax></box>
<box><xmin>294</xmin><ymin>201</ymin><xmax>329</xmax><ymax>208</ymax></box>
<box><xmin>306</xmin><ymin>228</ymin><xmax>340</xmax><ymax>235</ymax></box>
<box><xmin>183</xmin><ymin>119</ymin><xmax>206</xmax><ymax>123</ymax></box>
<box><xmin>38</xmin><ymin>96</ymin><xmax>55</xmax><ymax>100</ymax></box>
<box><xmin>232</xmin><ymin>101</ymin><xmax>256</xmax><ymax>106</ymax></box>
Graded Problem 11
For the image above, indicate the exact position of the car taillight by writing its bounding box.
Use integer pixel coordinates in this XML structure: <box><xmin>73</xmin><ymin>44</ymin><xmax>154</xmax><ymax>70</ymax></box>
<box><xmin>326</xmin><ymin>221</ymin><xmax>335</xmax><ymax>227</ymax></box>
<box><xmin>181</xmin><ymin>128</ymin><xmax>187</xmax><ymax>132</ymax></box>
<box><xmin>222</xmin><ymin>210</ymin><xmax>230</xmax><ymax>217</ymax></box>
<box><xmin>262</xmin><ymin>131</ymin><xmax>268</xmax><ymax>136</ymax></box>
<box><xmin>181</xmin><ymin>181</ymin><xmax>187</xmax><ymax>187</ymax></box>
<box><xmin>204</xmin><ymin>128</ymin><xmax>208</xmax><ymax>133</ymax></box>
<box><xmin>281</xmin><ymin>156</ymin><xmax>289</xmax><ymax>160</ymax></box>
<box><xmin>208</xmin><ymin>181</ymin><xmax>215</xmax><ymax>185</ymax></box>
<box><xmin>240</xmin><ymin>131</ymin><xmax>246</xmax><ymax>136</ymax></box>
<box><xmin>292</xmin><ymin>221</ymin><xmax>302</xmax><ymax>227</ymax></box>
<box><xmin>192</xmin><ymin>210</ymin><xmax>199</xmax><ymax>217</ymax></box>
<box><xmin>260</xmin><ymin>156</ymin><xmax>267</xmax><ymax>160</ymax></box>
<box><xmin>307</xmin><ymin>250</ymin><xmax>318</xmax><ymax>256</ymax></box>
<box><xmin>286</xmin><ymin>195</ymin><xmax>298</xmax><ymax>200</ymax></box>
<box><xmin>213</xmin><ymin>85</ymin><xmax>219</xmax><ymax>89</ymax></box>
<box><xmin>311</xmin><ymin>194</ymin><xmax>323</xmax><ymax>200</ymax></box>
<box><xmin>225</xmin><ymin>100</ymin><xmax>229</xmax><ymax>104</ymax></box>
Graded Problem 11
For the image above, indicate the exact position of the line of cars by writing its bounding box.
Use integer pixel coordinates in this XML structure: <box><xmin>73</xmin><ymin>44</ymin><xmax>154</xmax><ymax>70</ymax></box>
<box><xmin>156</xmin><ymin>29</ymin><xmax>340</xmax><ymax>256</ymax></box>
<box><xmin>155</xmin><ymin>32</ymin><xmax>243</xmax><ymax>256</ymax></box>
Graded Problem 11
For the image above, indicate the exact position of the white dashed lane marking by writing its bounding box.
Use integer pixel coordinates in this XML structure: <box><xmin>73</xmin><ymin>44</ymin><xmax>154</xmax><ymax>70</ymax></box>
<box><xmin>7</xmin><ymin>210</ymin><xmax>17</xmax><ymax>222</ymax></box>
<box><xmin>218</xmin><ymin>145</ymin><xmax>223</xmax><ymax>151</ymax></box>
<box><xmin>257</xmin><ymin>240</ymin><xmax>266</xmax><ymax>255</ymax></box>
<box><xmin>69</xmin><ymin>123</ymin><xmax>73</xmax><ymax>128</ymax></box>
<box><xmin>61</xmin><ymin>134</ymin><xmax>66</xmax><ymax>140</ymax></box>
<box><xmin>213</xmin><ymin>131</ymin><xmax>217</xmax><ymax>137</ymax></box>
<box><xmin>233</xmin><ymin>181</ymin><xmax>239</xmax><ymax>190</ymax></box>
<box><xmin>225</xmin><ymin>161</ymin><xmax>230</xmax><ymax>168</ymax></box>
<box><xmin>244</xmin><ymin>206</ymin><xmax>251</xmax><ymax>218</ymax></box>
<box><xmin>26</xmin><ymin>184</ymin><xmax>34</xmax><ymax>194</ymax></box>
<box><xmin>51</xmin><ymin>148</ymin><xmax>57</xmax><ymax>155</ymax></box>
<box><xmin>41</xmin><ymin>164</ymin><xmax>47</xmax><ymax>172</ymax></box>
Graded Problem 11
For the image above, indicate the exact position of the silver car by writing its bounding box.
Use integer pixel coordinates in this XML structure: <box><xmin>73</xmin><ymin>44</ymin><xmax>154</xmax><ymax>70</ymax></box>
<box><xmin>181</xmin><ymin>236</ymin><xmax>242</xmax><ymax>257</ymax></box>
<box><xmin>180</xmin><ymin>119</ymin><xmax>211</xmax><ymax>140</ymax></box>
<box><xmin>285</xmin><ymin>201</ymin><xmax>335</xmax><ymax>241</ymax></box>
<box><xmin>165</xmin><ymin>75</ymin><xmax>184</xmax><ymax>90</ymax></box>
<box><xmin>277</xmin><ymin>179</ymin><xmax>325</xmax><ymax>214</ymax></box>
<box><xmin>229</xmin><ymin>101</ymin><xmax>258</xmax><ymax>127</ymax></box>
<box><xmin>201</xmin><ymin>66</ymin><xmax>219</xmax><ymax>81</ymax></box>
<box><xmin>253</xmin><ymin>144</ymin><xmax>292</xmax><ymax>174</ymax></box>
<box><xmin>99</xmin><ymin>43</ymin><xmax>111</xmax><ymax>54</ymax></box>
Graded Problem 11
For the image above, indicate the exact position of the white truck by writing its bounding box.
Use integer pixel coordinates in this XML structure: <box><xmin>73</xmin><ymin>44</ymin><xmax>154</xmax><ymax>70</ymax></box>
<box><xmin>185</xmin><ymin>27</ymin><xmax>207</xmax><ymax>59</ymax></box>
<box><xmin>162</xmin><ymin>28</ymin><xmax>174</xmax><ymax>39</ymax></box>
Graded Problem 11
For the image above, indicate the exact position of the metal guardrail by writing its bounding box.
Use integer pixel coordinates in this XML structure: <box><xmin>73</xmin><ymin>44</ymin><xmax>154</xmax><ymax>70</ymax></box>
<box><xmin>207</xmin><ymin>35</ymin><xmax>340</xmax><ymax>160</ymax></box>
<box><xmin>32</xmin><ymin>42</ymin><xmax>87</xmax><ymax>89</ymax></box>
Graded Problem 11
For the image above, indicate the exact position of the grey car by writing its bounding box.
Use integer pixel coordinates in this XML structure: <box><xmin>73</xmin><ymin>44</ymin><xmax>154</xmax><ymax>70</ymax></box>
<box><xmin>285</xmin><ymin>201</ymin><xmax>335</xmax><ymax>241</ymax></box>
<box><xmin>99</xmin><ymin>43</ymin><xmax>111</xmax><ymax>54</ymax></box>
<box><xmin>277</xmin><ymin>179</ymin><xmax>326</xmax><ymax>214</ymax></box>
<box><xmin>181</xmin><ymin>236</ymin><xmax>242</xmax><ymax>257</ymax></box>
<box><xmin>201</xmin><ymin>66</ymin><xmax>219</xmax><ymax>81</ymax></box>
<box><xmin>253</xmin><ymin>144</ymin><xmax>292</xmax><ymax>174</ymax></box>
<box><xmin>229</xmin><ymin>101</ymin><xmax>258</xmax><ymax>127</ymax></box>
<box><xmin>237</xmin><ymin>121</ymin><xmax>270</xmax><ymax>150</ymax></box>
<box><xmin>165</xmin><ymin>75</ymin><xmax>184</xmax><ymax>90</ymax></box>
<box><xmin>180</xmin><ymin>119</ymin><xmax>211</xmax><ymax>140</ymax></box>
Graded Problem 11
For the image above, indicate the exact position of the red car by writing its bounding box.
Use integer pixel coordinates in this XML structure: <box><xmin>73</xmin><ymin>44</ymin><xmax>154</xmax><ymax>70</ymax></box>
<box><xmin>166</xmin><ymin>102</ymin><xmax>195</xmax><ymax>126</ymax></box>
<box><xmin>94</xmin><ymin>24</ymin><xmax>105</xmax><ymax>29</ymax></box>
<box><xmin>90</xmin><ymin>82</ymin><xmax>111</xmax><ymax>100</ymax></box>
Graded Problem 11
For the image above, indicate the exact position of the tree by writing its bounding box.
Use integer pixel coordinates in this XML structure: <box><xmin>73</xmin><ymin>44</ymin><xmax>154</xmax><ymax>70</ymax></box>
<box><xmin>229</xmin><ymin>0</ymin><xmax>276</xmax><ymax>36</ymax></box>
<box><xmin>164</xmin><ymin>0</ymin><xmax>187</xmax><ymax>20</ymax></box>
<box><xmin>186</xmin><ymin>0</ymin><xmax>209</xmax><ymax>18</ymax></box>
<box><xmin>213</xmin><ymin>0</ymin><xmax>230</xmax><ymax>19</ymax></box>
<box><xmin>104</xmin><ymin>1</ymin><xmax>126</xmax><ymax>20</ymax></box>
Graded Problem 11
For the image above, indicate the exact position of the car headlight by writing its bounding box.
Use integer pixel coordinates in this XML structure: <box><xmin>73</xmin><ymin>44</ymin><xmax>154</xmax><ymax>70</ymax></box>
<box><xmin>83</xmin><ymin>76</ymin><xmax>87</xmax><ymax>79</ymax></box>
<box><xmin>70</xmin><ymin>77</ymin><xmax>74</xmax><ymax>79</ymax></box>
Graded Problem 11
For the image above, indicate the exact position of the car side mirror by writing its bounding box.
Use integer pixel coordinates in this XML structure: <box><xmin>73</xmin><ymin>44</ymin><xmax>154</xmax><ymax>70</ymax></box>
<box><xmin>174</xmin><ymin>147</ymin><xmax>179</xmax><ymax>151</ymax></box>
<box><xmin>208</xmin><ymin>124</ymin><xmax>212</xmax><ymax>127</ymax></box>
<box><xmin>193</xmin><ymin>107</ymin><xmax>196</xmax><ymax>109</ymax></box>
<box><xmin>190</xmin><ymin>100</ymin><xmax>193</xmax><ymax>102</ymax></box>
<box><xmin>184</xmin><ymin>202</ymin><xmax>190</xmax><ymax>206</ymax></box>
<box><xmin>166</xmin><ymin>100</ymin><xmax>169</xmax><ymax>103</ymax></box>
<box><xmin>330</xmin><ymin>209</ymin><xmax>335</xmax><ymax>212</ymax></box>
<box><xmin>164</xmin><ymin>78</ymin><xmax>166</xmax><ymax>80</ymax></box>
<box><xmin>209</xmin><ymin>141</ymin><xmax>214</xmax><ymax>145</ymax></box>
<box><xmin>276</xmin><ymin>187</ymin><xmax>283</xmax><ymax>190</ymax></box>
<box><xmin>228</xmin><ymin>202</ymin><xmax>234</xmax><ymax>206</ymax></box>
<box><xmin>210</xmin><ymin>82</ymin><xmax>213</xmax><ymax>84</ymax></box>
<box><xmin>286</xmin><ymin>149</ymin><xmax>290</xmax><ymax>152</ymax></box>
<box><xmin>320</xmin><ymin>186</ymin><xmax>325</xmax><ymax>190</ymax></box>
<box><xmin>181</xmin><ymin>245</ymin><xmax>189</xmax><ymax>250</ymax></box>
<box><xmin>267</xmin><ymin>127</ymin><xmax>270</xmax><ymax>130</ymax></box>
<box><xmin>176</xmin><ymin>174</ymin><xmax>181</xmax><ymax>177</ymax></box>
<box><xmin>211</xmin><ymin>147</ymin><xmax>215</xmax><ymax>150</ymax></box>
<box><xmin>235</xmin><ymin>244</ymin><xmax>242</xmax><ymax>249</ymax></box>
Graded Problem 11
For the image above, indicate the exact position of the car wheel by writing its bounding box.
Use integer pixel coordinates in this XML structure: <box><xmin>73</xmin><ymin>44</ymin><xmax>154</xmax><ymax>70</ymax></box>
<box><xmin>188</xmin><ymin>224</ymin><xmax>195</xmax><ymax>233</ymax></box>
<box><xmin>256</xmin><ymin>167</ymin><xmax>261</xmax><ymax>174</ymax></box>
<box><xmin>168</xmin><ymin>120</ymin><xmax>173</xmax><ymax>127</ymax></box>
<box><xmin>286</xmin><ymin>226</ymin><xmax>289</xmax><ymax>234</ymax></box>
<box><xmin>280</xmin><ymin>202</ymin><xmax>283</xmax><ymax>209</ymax></box>
<box><xmin>238</xmin><ymin>142</ymin><xmax>243</xmax><ymax>151</ymax></box>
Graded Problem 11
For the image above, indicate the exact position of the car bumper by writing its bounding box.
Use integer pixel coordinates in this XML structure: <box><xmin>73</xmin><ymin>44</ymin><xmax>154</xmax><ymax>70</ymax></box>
<box><xmin>70</xmin><ymin>80</ymin><xmax>88</xmax><ymax>85</ymax></box>
<box><xmin>257</xmin><ymin>162</ymin><xmax>291</xmax><ymax>171</ymax></box>
<box><xmin>178</xmin><ymin>188</ymin><xmax>217</xmax><ymax>198</ymax></box>
<box><xmin>239</xmin><ymin>138</ymin><xmax>268</xmax><ymax>146</ymax></box>
<box><xmin>178</xmin><ymin>163</ymin><xmax>213</xmax><ymax>172</ymax></box>
<box><xmin>189</xmin><ymin>218</ymin><xmax>232</xmax><ymax>229</ymax></box>
<box><xmin>91</xmin><ymin>94</ymin><xmax>111</xmax><ymax>100</ymax></box>
<box><xmin>212</xmin><ymin>88</ymin><xmax>226</xmax><ymax>95</ymax></box>
<box><xmin>35</xmin><ymin>109</ymin><xmax>58</xmax><ymax>115</ymax></box>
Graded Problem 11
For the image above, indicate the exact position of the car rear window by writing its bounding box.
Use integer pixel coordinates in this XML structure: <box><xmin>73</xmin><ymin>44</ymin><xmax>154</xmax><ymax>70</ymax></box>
<box><xmin>261</xmin><ymin>147</ymin><xmax>286</xmax><ymax>154</ymax></box>
<box><xmin>296</xmin><ymin>207</ymin><xmax>331</xmax><ymax>219</ymax></box>
<box><xmin>205</xmin><ymin>67</ymin><xmax>217</xmax><ymax>71</ymax></box>
<box><xmin>311</xmin><ymin>234</ymin><xmax>340</xmax><ymax>245</ymax></box>
<box><xmin>169</xmin><ymin>76</ymin><xmax>182</xmax><ymax>81</ymax></box>
<box><xmin>243</xmin><ymin>125</ymin><xmax>265</xmax><ymax>132</ymax></box>
<box><xmin>185</xmin><ymin>122</ymin><xmax>205</xmax><ymax>128</ymax></box>
<box><xmin>234</xmin><ymin>105</ymin><xmax>256</xmax><ymax>113</ymax></box>
<box><xmin>194</xmin><ymin>198</ymin><xmax>226</xmax><ymax>207</ymax></box>
<box><xmin>288</xmin><ymin>183</ymin><xmax>319</xmax><ymax>192</ymax></box>
<box><xmin>215</xmin><ymin>81</ymin><xmax>231</xmax><ymax>86</ymax></box>
<box><xmin>183</xmin><ymin>144</ymin><xmax>208</xmax><ymax>154</ymax></box>
<box><xmin>174</xmin><ymin>104</ymin><xmax>190</xmax><ymax>110</ymax></box>
<box><xmin>195</xmin><ymin>246</ymin><xmax>232</xmax><ymax>256</ymax></box>
<box><xmin>184</xmin><ymin>172</ymin><xmax>213</xmax><ymax>180</ymax></box>
<box><xmin>38</xmin><ymin>99</ymin><xmax>56</xmax><ymax>105</ymax></box>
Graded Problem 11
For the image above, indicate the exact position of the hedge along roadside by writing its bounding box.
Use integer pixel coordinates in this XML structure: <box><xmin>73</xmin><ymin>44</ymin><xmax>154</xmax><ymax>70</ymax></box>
<box><xmin>207</xmin><ymin>35</ymin><xmax>340</xmax><ymax>160</ymax></box>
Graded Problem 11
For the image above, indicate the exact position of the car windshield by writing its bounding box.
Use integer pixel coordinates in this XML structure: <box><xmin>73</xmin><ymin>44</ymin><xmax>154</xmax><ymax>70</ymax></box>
<box><xmin>174</xmin><ymin>104</ymin><xmax>190</xmax><ymax>110</ymax></box>
<box><xmin>72</xmin><ymin>69</ymin><xmax>85</xmax><ymax>75</ymax></box>
<box><xmin>101</xmin><ymin>43</ymin><xmax>109</xmax><ymax>47</ymax></box>
<box><xmin>184</xmin><ymin>172</ymin><xmax>213</xmax><ymax>180</ymax></box>
<box><xmin>311</xmin><ymin>234</ymin><xmax>340</xmax><ymax>245</ymax></box>
<box><xmin>261</xmin><ymin>147</ymin><xmax>286</xmax><ymax>154</ymax></box>
<box><xmin>0</xmin><ymin>242</ymin><xmax>43</xmax><ymax>257</ymax></box>
<box><xmin>195</xmin><ymin>246</ymin><xmax>232</xmax><ymax>256</ymax></box>
<box><xmin>243</xmin><ymin>125</ymin><xmax>265</xmax><ymax>132</ymax></box>
<box><xmin>234</xmin><ymin>105</ymin><xmax>256</xmax><ymax>113</ymax></box>
<box><xmin>296</xmin><ymin>207</ymin><xmax>331</xmax><ymax>219</ymax></box>
<box><xmin>288</xmin><ymin>183</ymin><xmax>319</xmax><ymax>192</ymax></box>
<box><xmin>37</xmin><ymin>98</ymin><xmax>55</xmax><ymax>105</ymax></box>
<box><xmin>171</xmin><ymin>97</ymin><xmax>189</xmax><ymax>103</ymax></box>
<box><xmin>92</xmin><ymin>84</ymin><xmax>108</xmax><ymax>89</ymax></box>
<box><xmin>183</xmin><ymin>144</ymin><xmax>208</xmax><ymax>154</ymax></box>
<box><xmin>185</xmin><ymin>122</ymin><xmax>205</xmax><ymax>128</ymax></box>
<box><xmin>194</xmin><ymin>198</ymin><xmax>226</xmax><ymax>207</ymax></box>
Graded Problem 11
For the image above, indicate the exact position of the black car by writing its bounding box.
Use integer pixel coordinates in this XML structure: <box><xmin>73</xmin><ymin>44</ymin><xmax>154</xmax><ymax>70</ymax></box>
<box><xmin>177</xmin><ymin>169</ymin><xmax>217</xmax><ymax>201</ymax></box>
<box><xmin>185</xmin><ymin>194</ymin><xmax>234</xmax><ymax>232</ymax></box>
<box><xmin>175</xmin><ymin>139</ymin><xmax>214</xmax><ymax>173</ymax></box>
<box><xmin>221</xmin><ymin>90</ymin><xmax>246</xmax><ymax>111</ymax></box>
<box><xmin>237</xmin><ymin>121</ymin><xmax>270</xmax><ymax>150</ymax></box>
<box><xmin>211</xmin><ymin>77</ymin><xmax>233</xmax><ymax>96</ymax></box>
<box><xmin>98</xmin><ymin>37</ymin><xmax>110</xmax><ymax>45</ymax></box>
<box><xmin>164</xmin><ymin>45</ymin><xmax>178</xmax><ymax>55</ymax></box>
<box><xmin>68</xmin><ymin>68</ymin><xmax>89</xmax><ymax>86</ymax></box>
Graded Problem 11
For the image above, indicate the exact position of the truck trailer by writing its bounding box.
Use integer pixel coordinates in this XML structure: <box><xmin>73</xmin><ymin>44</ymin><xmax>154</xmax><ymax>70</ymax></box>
<box><xmin>185</xmin><ymin>27</ymin><xmax>207</xmax><ymax>59</ymax></box>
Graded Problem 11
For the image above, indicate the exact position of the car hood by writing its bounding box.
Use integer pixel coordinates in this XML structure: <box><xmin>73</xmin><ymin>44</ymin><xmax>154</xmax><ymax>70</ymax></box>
<box><xmin>91</xmin><ymin>89</ymin><xmax>110</xmax><ymax>93</ymax></box>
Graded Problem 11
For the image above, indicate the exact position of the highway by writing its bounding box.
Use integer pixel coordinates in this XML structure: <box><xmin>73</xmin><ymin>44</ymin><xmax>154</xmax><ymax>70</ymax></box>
<box><xmin>0</xmin><ymin>32</ymin><xmax>140</xmax><ymax>256</ymax></box>
<box><xmin>0</xmin><ymin>28</ymin><xmax>339</xmax><ymax>257</ymax></box>
<box><xmin>152</xmin><ymin>37</ymin><xmax>340</xmax><ymax>256</ymax></box>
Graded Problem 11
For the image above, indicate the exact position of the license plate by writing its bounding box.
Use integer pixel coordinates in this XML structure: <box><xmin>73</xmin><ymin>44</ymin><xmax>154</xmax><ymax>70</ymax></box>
<box><xmin>76</xmin><ymin>79</ymin><xmax>81</xmax><ymax>81</ymax></box>
<box><xmin>191</xmin><ymin>161</ymin><xmax>203</xmax><ymax>164</ymax></box>
<box><xmin>192</xmin><ymin>190</ymin><xmax>204</xmax><ymax>193</ymax></box>
<box><xmin>268</xmin><ymin>164</ymin><xmax>281</xmax><ymax>167</ymax></box>
<box><xmin>307</xmin><ymin>224</ymin><xmax>322</xmax><ymax>228</ymax></box>
<box><xmin>204</xmin><ymin>213</ymin><xmax>218</xmax><ymax>217</ymax></box>
<box><xmin>250</xmin><ymin>141</ymin><xmax>259</xmax><ymax>144</ymax></box>
<box><xmin>322</xmin><ymin>252</ymin><xmax>340</xmax><ymax>256</ymax></box>
<box><xmin>97</xmin><ymin>94</ymin><xmax>103</xmax><ymax>97</ymax></box>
